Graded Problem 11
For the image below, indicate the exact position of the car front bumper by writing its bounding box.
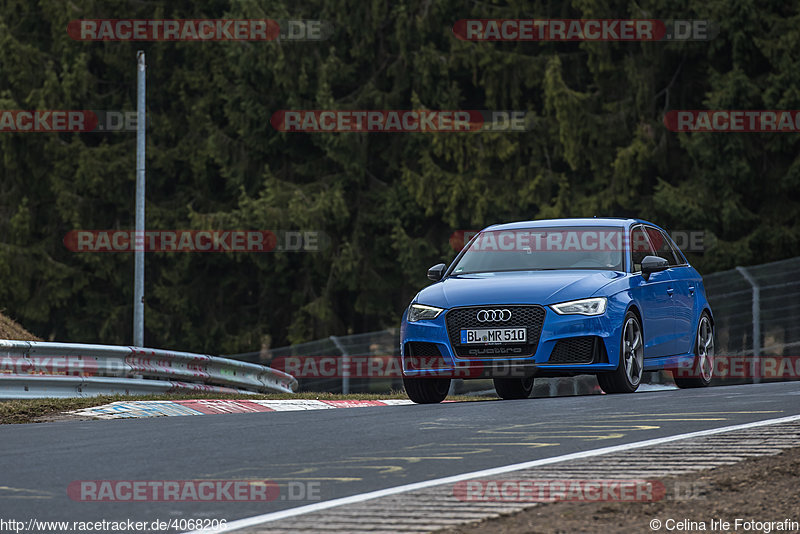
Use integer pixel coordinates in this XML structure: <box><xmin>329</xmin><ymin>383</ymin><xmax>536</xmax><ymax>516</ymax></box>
<box><xmin>401</xmin><ymin>304</ymin><xmax>625</xmax><ymax>379</ymax></box>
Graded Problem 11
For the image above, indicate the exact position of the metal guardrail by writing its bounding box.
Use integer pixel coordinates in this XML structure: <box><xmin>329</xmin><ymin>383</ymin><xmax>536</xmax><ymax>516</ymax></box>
<box><xmin>0</xmin><ymin>375</ymin><xmax>260</xmax><ymax>399</ymax></box>
<box><xmin>0</xmin><ymin>340</ymin><xmax>298</xmax><ymax>399</ymax></box>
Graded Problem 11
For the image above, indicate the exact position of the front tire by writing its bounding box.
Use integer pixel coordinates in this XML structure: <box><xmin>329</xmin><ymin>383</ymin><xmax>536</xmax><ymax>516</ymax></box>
<box><xmin>597</xmin><ymin>311</ymin><xmax>643</xmax><ymax>394</ymax></box>
<box><xmin>673</xmin><ymin>313</ymin><xmax>714</xmax><ymax>388</ymax></box>
<box><xmin>493</xmin><ymin>376</ymin><xmax>535</xmax><ymax>400</ymax></box>
<box><xmin>403</xmin><ymin>376</ymin><xmax>450</xmax><ymax>404</ymax></box>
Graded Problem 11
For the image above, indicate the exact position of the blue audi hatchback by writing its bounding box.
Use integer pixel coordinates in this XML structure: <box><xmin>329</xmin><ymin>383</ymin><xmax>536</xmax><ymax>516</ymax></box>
<box><xmin>400</xmin><ymin>218</ymin><xmax>715</xmax><ymax>403</ymax></box>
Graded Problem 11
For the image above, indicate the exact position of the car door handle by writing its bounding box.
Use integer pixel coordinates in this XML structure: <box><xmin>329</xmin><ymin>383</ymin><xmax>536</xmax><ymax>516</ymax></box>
<box><xmin>667</xmin><ymin>287</ymin><xmax>674</xmax><ymax>296</ymax></box>
<box><xmin>688</xmin><ymin>285</ymin><xmax>695</xmax><ymax>294</ymax></box>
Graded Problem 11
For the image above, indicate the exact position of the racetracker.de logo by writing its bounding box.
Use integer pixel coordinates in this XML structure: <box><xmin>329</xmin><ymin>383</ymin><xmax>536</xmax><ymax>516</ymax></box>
<box><xmin>1</xmin><ymin>110</ymin><xmax>97</xmax><ymax>132</ymax></box>
<box><xmin>0</xmin><ymin>110</ymin><xmax>144</xmax><ymax>133</ymax></box>
<box><xmin>449</xmin><ymin>229</ymin><xmax>711</xmax><ymax>253</ymax></box>
<box><xmin>671</xmin><ymin>355</ymin><xmax>800</xmax><ymax>380</ymax></box>
<box><xmin>63</xmin><ymin>230</ymin><xmax>326</xmax><ymax>253</ymax></box>
<box><xmin>453</xmin><ymin>479</ymin><xmax>666</xmax><ymax>502</ymax></box>
<box><xmin>271</xmin><ymin>355</ymin><xmax>463</xmax><ymax>379</ymax></box>
<box><xmin>67</xmin><ymin>480</ymin><xmax>279</xmax><ymax>502</ymax></box>
<box><xmin>67</xmin><ymin>19</ymin><xmax>280</xmax><ymax>41</ymax></box>
<box><xmin>0</xmin><ymin>355</ymin><xmax>99</xmax><ymax>375</ymax></box>
<box><xmin>449</xmin><ymin>229</ymin><xmax>639</xmax><ymax>253</ymax></box>
<box><xmin>452</xmin><ymin>19</ymin><xmax>716</xmax><ymax>41</ymax></box>
<box><xmin>270</xmin><ymin>355</ymin><xmax>532</xmax><ymax>379</ymax></box>
<box><xmin>270</xmin><ymin>110</ymin><xmax>531</xmax><ymax>132</ymax></box>
<box><xmin>664</xmin><ymin>110</ymin><xmax>800</xmax><ymax>132</ymax></box>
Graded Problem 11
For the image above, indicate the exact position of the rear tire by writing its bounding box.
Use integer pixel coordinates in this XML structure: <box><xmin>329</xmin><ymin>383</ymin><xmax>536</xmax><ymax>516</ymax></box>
<box><xmin>597</xmin><ymin>311</ymin><xmax>643</xmax><ymax>394</ymax></box>
<box><xmin>673</xmin><ymin>313</ymin><xmax>714</xmax><ymax>388</ymax></box>
<box><xmin>493</xmin><ymin>376</ymin><xmax>535</xmax><ymax>400</ymax></box>
<box><xmin>403</xmin><ymin>376</ymin><xmax>450</xmax><ymax>404</ymax></box>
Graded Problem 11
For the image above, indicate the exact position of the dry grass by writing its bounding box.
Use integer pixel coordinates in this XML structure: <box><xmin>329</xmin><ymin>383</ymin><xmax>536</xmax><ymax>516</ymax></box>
<box><xmin>0</xmin><ymin>310</ymin><xmax>41</xmax><ymax>341</ymax></box>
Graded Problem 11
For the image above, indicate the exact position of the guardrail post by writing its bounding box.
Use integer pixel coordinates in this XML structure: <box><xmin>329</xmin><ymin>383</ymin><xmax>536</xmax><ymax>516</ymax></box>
<box><xmin>330</xmin><ymin>335</ymin><xmax>349</xmax><ymax>394</ymax></box>
<box><xmin>736</xmin><ymin>266</ymin><xmax>761</xmax><ymax>384</ymax></box>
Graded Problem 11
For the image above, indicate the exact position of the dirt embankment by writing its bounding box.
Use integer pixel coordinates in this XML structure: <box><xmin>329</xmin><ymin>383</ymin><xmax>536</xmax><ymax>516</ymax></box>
<box><xmin>0</xmin><ymin>310</ymin><xmax>40</xmax><ymax>341</ymax></box>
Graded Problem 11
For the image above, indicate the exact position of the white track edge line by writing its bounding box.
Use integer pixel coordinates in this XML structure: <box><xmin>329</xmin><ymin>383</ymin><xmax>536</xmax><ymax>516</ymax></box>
<box><xmin>188</xmin><ymin>413</ymin><xmax>800</xmax><ymax>533</ymax></box>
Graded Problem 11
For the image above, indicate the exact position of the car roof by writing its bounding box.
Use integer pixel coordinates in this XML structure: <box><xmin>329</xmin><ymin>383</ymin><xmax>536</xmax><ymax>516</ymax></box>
<box><xmin>483</xmin><ymin>217</ymin><xmax>661</xmax><ymax>232</ymax></box>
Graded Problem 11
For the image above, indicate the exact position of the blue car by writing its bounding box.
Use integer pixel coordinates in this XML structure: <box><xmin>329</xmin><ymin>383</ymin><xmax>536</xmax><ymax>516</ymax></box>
<box><xmin>400</xmin><ymin>218</ymin><xmax>715</xmax><ymax>403</ymax></box>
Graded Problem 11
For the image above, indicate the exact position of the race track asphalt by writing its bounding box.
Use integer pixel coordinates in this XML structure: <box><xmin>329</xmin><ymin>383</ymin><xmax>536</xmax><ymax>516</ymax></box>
<box><xmin>1</xmin><ymin>382</ymin><xmax>799</xmax><ymax>530</ymax></box>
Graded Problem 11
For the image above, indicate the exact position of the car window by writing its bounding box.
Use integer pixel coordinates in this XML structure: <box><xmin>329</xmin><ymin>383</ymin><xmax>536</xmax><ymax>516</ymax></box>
<box><xmin>661</xmin><ymin>230</ymin><xmax>687</xmax><ymax>265</ymax></box>
<box><xmin>450</xmin><ymin>226</ymin><xmax>625</xmax><ymax>273</ymax></box>
<box><xmin>645</xmin><ymin>226</ymin><xmax>680</xmax><ymax>266</ymax></box>
<box><xmin>630</xmin><ymin>225</ymin><xmax>655</xmax><ymax>272</ymax></box>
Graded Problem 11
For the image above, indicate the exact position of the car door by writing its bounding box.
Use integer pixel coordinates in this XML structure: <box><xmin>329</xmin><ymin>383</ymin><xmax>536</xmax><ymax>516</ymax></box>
<box><xmin>630</xmin><ymin>225</ymin><xmax>675</xmax><ymax>358</ymax></box>
<box><xmin>657</xmin><ymin>230</ymin><xmax>696</xmax><ymax>355</ymax></box>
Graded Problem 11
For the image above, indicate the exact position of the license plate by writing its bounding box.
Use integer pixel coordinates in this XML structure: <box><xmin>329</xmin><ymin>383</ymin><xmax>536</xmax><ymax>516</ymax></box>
<box><xmin>460</xmin><ymin>328</ymin><xmax>527</xmax><ymax>344</ymax></box>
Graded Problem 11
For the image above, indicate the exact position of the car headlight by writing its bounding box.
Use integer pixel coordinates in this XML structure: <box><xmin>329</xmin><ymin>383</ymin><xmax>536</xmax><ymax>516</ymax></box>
<box><xmin>550</xmin><ymin>297</ymin><xmax>607</xmax><ymax>316</ymax></box>
<box><xmin>407</xmin><ymin>303</ymin><xmax>444</xmax><ymax>322</ymax></box>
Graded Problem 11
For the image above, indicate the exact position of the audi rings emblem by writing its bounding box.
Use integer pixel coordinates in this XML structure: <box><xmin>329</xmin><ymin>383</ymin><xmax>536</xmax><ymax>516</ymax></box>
<box><xmin>476</xmin><ymin>309</ymin><xmax>512</xmax><ymax>322</ymax></box>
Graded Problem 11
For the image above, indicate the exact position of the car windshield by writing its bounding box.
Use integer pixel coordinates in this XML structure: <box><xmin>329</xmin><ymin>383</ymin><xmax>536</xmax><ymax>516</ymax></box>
<box><xmin>451</xmin><ymin>226</ymin><xmax>625</xmax><ymax>274</ymax></box>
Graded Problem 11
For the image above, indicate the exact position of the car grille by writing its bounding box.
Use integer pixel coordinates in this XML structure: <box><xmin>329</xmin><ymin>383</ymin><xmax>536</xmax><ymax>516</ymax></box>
<box><xmin>445</xmin><ymin>305</ymin><xmax>545</xmax><ymax>358</ymax></box>
<box><xmin>404</xmin><ymin>342</ymin><xmax>447</xmax><ymax>371</ymax></box>
<box><xmin>547</xmin><ymin>336</ymin><xmax>604</xmax><ymax>364</ymax></box>
<box><xmin>405</xmin><ymin>342</ymin><xmax>442</xmax><ymax>357</ymax></box>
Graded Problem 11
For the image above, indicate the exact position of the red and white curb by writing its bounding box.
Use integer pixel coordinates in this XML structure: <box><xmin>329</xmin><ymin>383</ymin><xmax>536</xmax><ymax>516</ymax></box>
<box><xmin>67</xmin><ymin>399</ymin><xmax>416</xmax><ymax>419</ymax></box>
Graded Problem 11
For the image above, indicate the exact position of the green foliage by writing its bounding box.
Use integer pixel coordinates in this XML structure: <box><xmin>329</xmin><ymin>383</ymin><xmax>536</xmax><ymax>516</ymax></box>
<box><xmin>0</xmin><ymin>0</ymin><xmax>798</xmax><ymax>351</ymax></box>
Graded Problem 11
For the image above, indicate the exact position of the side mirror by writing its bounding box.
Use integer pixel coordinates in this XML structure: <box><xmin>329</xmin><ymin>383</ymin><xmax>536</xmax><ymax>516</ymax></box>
<box><xmin>427</xmin><ymin>263</ymin><xmax>446</xmax><ymax>281</ymax></box>
<box><xmin>641</xmin><ymin>255</ymin><xmax>669</xmax><ymax>280</ymax></box>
